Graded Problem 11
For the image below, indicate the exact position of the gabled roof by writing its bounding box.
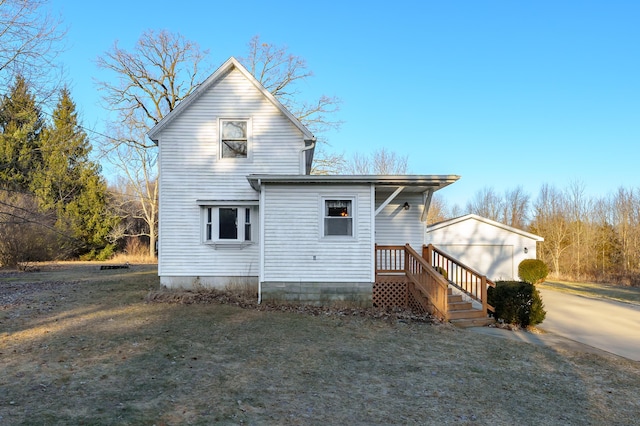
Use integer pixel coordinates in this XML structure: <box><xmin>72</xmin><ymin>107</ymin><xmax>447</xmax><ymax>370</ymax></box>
<box><xmin>147</xmin><ymin>57</ymin><xmax>316</xmax><ymax>143</ymax></box>
<box><xmin>426</xmin><ymin>213</ymin><xmax>544</xmax><ymax>241</ymax></box>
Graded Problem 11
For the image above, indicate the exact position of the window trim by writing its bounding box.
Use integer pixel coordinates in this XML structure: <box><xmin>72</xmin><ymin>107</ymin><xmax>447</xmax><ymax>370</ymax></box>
<box><xmin>201</xmin><ymin>203</ymin><xmax>257</xmax><ymax>248</ymax></box>
<box><xmin>219</xmin><ymin>118</ymin><xmax>252</xmax><ymax>160</ymax></box>
<box><xmin>320</xmin><ymin>196</ymin><xmax>357</xmax><ymax>240</ymax></box>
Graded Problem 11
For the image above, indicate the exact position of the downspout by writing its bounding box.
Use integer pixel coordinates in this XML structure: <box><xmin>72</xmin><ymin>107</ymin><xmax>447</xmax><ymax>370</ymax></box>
<box><xmin>258</xmin><ymin>178</ymin><xmax>264</xmax><ymax>304</ymax></box>
<box><xmin>300</xmin><ymin>139</ymin><xmax>316</xmax><ymax>174</ymax></box>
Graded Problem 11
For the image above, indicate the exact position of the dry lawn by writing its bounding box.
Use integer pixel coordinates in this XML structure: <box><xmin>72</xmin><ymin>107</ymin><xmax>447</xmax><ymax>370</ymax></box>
<box><xmin>1</xmin><ymin>264</ymin><xmax>639</xmax><ymax>425</ymax></box>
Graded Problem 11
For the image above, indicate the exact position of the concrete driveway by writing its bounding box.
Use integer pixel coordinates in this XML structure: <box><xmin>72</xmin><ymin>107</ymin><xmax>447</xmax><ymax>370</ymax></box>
<box><xmin>537</xmin><ymin>288</ymin><xmax>640</xmax><ymax>361</ymax></box>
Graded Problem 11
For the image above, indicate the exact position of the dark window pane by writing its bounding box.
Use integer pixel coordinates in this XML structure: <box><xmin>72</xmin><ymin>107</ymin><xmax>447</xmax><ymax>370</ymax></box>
<box><xmin>244</xmin><ymin>208</ymin><xmax>251</xmax><ymax>241</ymax></box>
<box><xmin>325</xmin><ymin>218</ymin><xmax>352</xmax><ymax>236</ymax></box>
<box><xmin>219</xmin><ymin>208</ymin><xmax>238</xmax><ymax>239</ymax></box>
<box><xmin>326</xmin><ymin>200</ymin><xmax>351</xmax><ymax>217</ymax></box>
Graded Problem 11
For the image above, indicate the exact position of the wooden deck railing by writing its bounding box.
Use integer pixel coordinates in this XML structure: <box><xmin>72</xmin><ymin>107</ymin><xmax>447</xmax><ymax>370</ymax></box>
<box><xmin>375</xmin><ymin>244</ymin><xmax>449</xmax><ymax>320</ymax></box>
<box><xmin>375</xmin><ymin>244</ymin><xmax>495</xmax><ymax>319</ymax></box>
<box><xmin>423</xmin><ymin>244</ymin><xmax>495</xmax><ymax>314</ymax></box>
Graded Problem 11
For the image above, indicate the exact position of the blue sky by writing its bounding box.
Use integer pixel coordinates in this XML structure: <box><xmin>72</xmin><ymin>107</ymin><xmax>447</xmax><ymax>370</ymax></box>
<box><xmin>49</xmin><ymin>0</ymin><xmax>639</xmax><ymax>208</ymax></box>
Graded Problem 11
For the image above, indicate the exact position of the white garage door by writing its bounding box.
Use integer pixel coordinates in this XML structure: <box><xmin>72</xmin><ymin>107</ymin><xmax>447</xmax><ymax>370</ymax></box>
<box><xmin>436</xmin><ymin>244</ymin><xmax>514</xmax><ymax>281</ymax></box>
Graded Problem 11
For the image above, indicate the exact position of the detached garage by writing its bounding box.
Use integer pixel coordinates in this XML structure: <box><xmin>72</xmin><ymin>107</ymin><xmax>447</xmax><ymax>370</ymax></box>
<box><xmin>425</xmin><ymin>214</ymin><xmax>544</xmax><ymax>281</ymax></box>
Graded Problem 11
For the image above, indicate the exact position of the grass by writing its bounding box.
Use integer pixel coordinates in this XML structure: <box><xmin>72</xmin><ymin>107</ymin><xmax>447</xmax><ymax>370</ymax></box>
<box><xmin>1</xmin><ymin>264</ymin><xmax>639</xmax><ymax>425</ymax></box>
<box><xmin>539</xmin><ymin>280</ymin><xmax>640</xmax><ymax>305</ymax></box>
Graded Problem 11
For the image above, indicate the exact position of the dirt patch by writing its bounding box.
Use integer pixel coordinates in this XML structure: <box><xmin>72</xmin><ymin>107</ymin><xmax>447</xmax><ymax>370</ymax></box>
<box><xmin>1</xmin><ymin>263</ymin><xmax>639</xmax><ymax>425</ymax></box>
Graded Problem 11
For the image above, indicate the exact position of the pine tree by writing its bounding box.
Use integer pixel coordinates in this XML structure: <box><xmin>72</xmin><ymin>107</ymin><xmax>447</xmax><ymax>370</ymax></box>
<box><xmin>35</xmin><ymin>88</ymin><xmax>117</xmax><ymax>255</ymax></box>
<box><xmin>0</xmin><ymin>75</ymin><xmax>45</xmax><ymax>191</ymax></box>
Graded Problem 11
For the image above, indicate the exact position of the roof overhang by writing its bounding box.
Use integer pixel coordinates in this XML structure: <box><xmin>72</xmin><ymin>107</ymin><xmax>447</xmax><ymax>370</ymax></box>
<box><xmin>247</xmin><ymin>174</ymin><xmax>460</xmax><ymax>192</ymax></box>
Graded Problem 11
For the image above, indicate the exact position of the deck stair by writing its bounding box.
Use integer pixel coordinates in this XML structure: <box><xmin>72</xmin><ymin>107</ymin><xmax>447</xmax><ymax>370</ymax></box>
<box><xmin>447</xmin><ymin>288</ymin><xmax>494</xmax><ymax>328</ymax></box>
<box><xmin>375</xmin><ymin>244</ymin><xmax>496</xmax><ymax>328</ymax></box>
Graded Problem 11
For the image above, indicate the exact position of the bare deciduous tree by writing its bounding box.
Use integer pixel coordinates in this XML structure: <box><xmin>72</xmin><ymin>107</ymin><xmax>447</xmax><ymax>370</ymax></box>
<box><xmin>96</xmin><ymin>29</ymin><xmax>208</xmax><ymax>148</ymax></box>
<box><xmin>0</xmin><ymin>0</ymin><xmax>66</xmax><ymax>94</ymax></box>
<box><xmin>342</xmin><ymin>148</ymin><xmax>409</xmax><ymax>175</ymax></box>
<box><xmin>239</xmin><ymin>35</ymin><xmax>343</xmax><ymax>174</ymax></box>
<box><xmin>426</xmin><ymin>194</ymin><xmax>448</xmax><ymax>225</ymax></box>
<box><xmin>502</xmin><ymin>186</ymin><xmax>530</xmax><ymax>228</ymax></box>
<box><xmin>96</xmin><ymin>30</ymin><xmax>209</xmax><ymax>256</ymax></box>
<box><xmin>466</xmin><ymin>186</ymin><xmax>502</xmax><ymax>221</ymax></box>
<box><xmin>531</xmin><ymin>184</ymin><xmax>571</xmax><ymax>276</ymax></box>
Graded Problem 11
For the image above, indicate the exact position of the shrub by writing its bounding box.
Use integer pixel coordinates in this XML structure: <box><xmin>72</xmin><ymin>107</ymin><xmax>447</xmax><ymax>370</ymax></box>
<box><xmin>434</xmin><ymin>266</ymin><xmax>448</xmax><ymax>280</ymax></box>
<box><xmin>488</xmin><ymin>281</ymin><xmax>546</xmax><ymax>327</ymax></box>
<box><xmin>518</xmin><ymin>259</ymin><xmax>549</xmax><ymax>284</ymax></box>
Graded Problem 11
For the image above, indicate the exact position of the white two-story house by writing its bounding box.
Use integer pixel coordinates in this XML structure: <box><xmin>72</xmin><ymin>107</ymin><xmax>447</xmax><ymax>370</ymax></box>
<box><xmin>147</xmin><ymin>57</ymin><xmax>460</xmax><ymax>306</ymax></box>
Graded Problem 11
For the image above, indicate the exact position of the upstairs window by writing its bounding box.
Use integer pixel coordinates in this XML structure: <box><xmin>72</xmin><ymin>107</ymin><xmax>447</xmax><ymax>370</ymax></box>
<box><xmin>220</xmin><ymin>119</ymin><xmax>248</xmax><ymax>158</ymax></box>
<box><xmin>323</xmin><ymin>199</ymin><xmax>353</xmax><ymax>237</ymax></box>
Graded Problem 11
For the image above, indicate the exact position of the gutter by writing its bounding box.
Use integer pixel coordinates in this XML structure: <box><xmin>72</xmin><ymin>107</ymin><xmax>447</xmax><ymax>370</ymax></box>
<box><xmin>300</xmin><ymin>139</ymin><xmax>316</xmax><ymax>174</ymax></box>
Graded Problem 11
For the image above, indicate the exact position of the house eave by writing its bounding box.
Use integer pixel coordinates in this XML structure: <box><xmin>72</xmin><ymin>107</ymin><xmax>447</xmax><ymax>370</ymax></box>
<box><xmin>247</xmin><ymin>174</ymin><xmax>460</xmax><ymax>192</ymax></box>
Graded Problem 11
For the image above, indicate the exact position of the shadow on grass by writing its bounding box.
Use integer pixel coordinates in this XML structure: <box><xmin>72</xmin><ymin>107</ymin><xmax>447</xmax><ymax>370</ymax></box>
<box><xmin>1</xmin><ymin>265</ymin><xmax>639</xmax><ymax>424</ymax></box>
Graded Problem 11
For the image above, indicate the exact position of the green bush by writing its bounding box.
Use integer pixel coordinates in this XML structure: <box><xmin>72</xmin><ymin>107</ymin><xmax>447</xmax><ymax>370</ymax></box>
<box><xmin>434</xmin><ymin>266</ymin><xmax>448</xmax><ymax>280</ymax></box>
<box><xmin>518</xmin><ymin>259</ymin><xmax>549</xmax><ymax>284</ymax></box>
<box><xmin>488</xmin><ymin>281</ymin><xmax>546</xmax><ymax>327</ymax></box>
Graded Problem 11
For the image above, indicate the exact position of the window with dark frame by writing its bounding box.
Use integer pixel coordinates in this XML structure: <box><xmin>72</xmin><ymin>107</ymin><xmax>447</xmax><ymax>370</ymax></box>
<box><xmin>324</xmin><ymin>199</ymin><xmax>353</xmax><ymax>236</ymax></box>
<box><xmin>220</xmin><ymin>120</ymin><xmax>247</xmax><ymax>158</ymax></box>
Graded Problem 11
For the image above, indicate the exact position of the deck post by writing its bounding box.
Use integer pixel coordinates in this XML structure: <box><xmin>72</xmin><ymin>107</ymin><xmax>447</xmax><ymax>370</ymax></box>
<box><xmin>423</xmin><ymin>244</ymin><xmax>434</xmax><ymax>267</ymax></box>
<box><xmin>481</xmin><ymin>275</ymin><xmax>487</xmax><ymax>314</ymax></box>
<box><xmin>374</xmin><ymin>243</ymin><xmax>378</xmax><ymax>275</ymax></box>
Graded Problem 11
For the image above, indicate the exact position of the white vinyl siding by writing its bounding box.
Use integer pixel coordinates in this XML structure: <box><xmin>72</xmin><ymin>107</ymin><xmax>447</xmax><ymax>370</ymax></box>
<box><xmin>425</xmin><ymin>215</ymin><xmax>543</xmax><ymax>281</ymax></box>
<box><xmin>156</xmin><ymin>67</ymin><xmax>304</xmax><ymax>278</ymax></box>
<box><xmin>374</xmin><ymin>192</ymin><xmax>425</xmax><ymax>250</ymax></box>
<box><xmin>262</xmin><ymin>184</ymin><xmax>373</xmax><ymax>282</ymax></box>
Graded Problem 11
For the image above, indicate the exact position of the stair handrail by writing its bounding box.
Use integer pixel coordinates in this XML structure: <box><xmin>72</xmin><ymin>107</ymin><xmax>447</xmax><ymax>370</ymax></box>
<box><xmin>423</xmin><ymin>244</ymin><xmax>495</xmax><ymax>314</ymax></box>
<box><xmin>404</xmin><ymin>244</ymin><xmax>449</xmax><ymax>321</ymax></box>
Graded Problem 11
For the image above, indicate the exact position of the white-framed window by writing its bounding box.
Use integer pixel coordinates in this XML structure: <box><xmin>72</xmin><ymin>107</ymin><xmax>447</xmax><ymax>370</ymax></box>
<box><xmin>220</xmin><ymin>119</ymin><xmax>250</xmax><ymax>159</ymax></box>
<box><xmin>203</xmin><ymin>206</ymin><xmax>253</xmax><ymax>244</ymax></box>
<box><xmin>322</xmin><ymin>198</ymin><xmax>355</xmax><ymax>237</ymax></box>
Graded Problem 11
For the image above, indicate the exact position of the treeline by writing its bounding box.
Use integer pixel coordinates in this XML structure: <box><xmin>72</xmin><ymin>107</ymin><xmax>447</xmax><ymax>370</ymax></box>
<box><xmin>0</xmin><ymin>76</ymin><xmax>116</xmax><ymax>266</ymax></box>
<box><xmin>442</xmin><ymin>183</ymin><xmax>640</xmax><ymax>286</ymax></box>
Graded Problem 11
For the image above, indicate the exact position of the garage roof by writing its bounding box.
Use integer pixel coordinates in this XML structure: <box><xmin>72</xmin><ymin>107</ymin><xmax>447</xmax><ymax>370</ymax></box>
<box><xmin>427</xmin><ymin>214</ymin><xmax>544</xmax><ymax>241</ymax></box>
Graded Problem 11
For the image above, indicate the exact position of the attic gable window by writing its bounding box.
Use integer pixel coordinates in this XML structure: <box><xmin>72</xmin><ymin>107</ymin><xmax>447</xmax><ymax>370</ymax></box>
<box><xmin>220</xmin><ymin>119</ymin><xmax>249</xmax><ymax>158</ymax></box>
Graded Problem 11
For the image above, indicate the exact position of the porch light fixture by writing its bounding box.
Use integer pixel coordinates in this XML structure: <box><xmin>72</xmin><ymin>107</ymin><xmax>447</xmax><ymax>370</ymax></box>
<box><xmin>403</xmin><ymin>202</ymin><xmax>410</xmax><ymax>210</ymax></box>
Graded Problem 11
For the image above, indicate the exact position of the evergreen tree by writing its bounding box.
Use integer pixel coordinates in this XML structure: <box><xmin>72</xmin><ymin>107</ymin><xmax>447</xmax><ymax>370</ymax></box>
<box><xmin>0</xmin><ymin>75</ymin><xmax>45</xmax><ymax>191</ymax></box>
<box><xmin>35</xmin><ymin>88</ymin><xmax>116</xmax><ymax>255</ymax></box>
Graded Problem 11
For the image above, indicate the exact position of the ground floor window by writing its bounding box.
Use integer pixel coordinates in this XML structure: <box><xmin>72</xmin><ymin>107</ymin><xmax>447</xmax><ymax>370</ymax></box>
<box><xmin>323</xmin><ymin>198</ymin><xmax>354</xmax><ymax>237</ymax></box>
<box><xmin>204</xmin><ymin>206</ymin><xmax>252</xmax><ymax>243</ymax></box>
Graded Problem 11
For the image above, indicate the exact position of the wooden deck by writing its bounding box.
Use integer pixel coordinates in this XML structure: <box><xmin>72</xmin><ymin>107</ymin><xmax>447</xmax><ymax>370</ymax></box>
<box><xmin>375</xmin><ymin>244</ymin><xmax>495</xmax><ymax>327</ymax></box>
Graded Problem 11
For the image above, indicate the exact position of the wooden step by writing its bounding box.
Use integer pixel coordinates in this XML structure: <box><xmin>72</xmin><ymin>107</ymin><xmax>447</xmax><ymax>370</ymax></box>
<box><xmin>448</xmin><ymin>301</ymin><xmax>473</xmax><ymax>311</ymax></box>
<box><xmin>448</xmin><ymin>309</ymin><xmax>487</xmax><ymax>320</ymax></box>
<box><xmin>448</xmin><ymin>294</ymin><xmax>463</xmax><ymax>303</ymax></box>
